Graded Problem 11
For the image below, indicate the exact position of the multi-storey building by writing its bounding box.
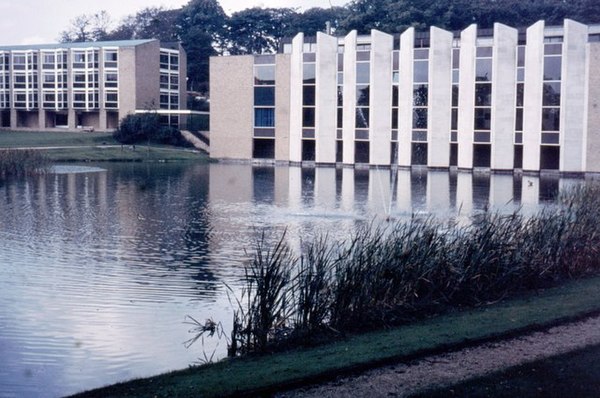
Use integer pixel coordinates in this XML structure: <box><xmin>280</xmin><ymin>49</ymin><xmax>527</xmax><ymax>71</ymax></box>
<box><xmin>0</xmin><ymin>39</ymin><xmax>186</xmax><ymax>131</ymax></box>
<box><xmin>210</xmin><ymin>19</ymin><xmax>600</xmax><ymax>174</ymax></box>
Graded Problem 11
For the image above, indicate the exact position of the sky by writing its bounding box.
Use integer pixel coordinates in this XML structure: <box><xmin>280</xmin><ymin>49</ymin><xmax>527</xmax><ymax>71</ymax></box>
<box><xmin>0</xmin><ymin>0</ymin><xmax>349</xmax><ymax>45</ymax></box>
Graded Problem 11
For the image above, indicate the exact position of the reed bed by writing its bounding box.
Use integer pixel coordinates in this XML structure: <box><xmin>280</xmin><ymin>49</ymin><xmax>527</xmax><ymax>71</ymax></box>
<box><xmin>206</xmin><ymin>184</ymin><xmax>600</xmax><ymax>357</ymax></box>
<box><xmin>0</xmin><ymin>149</ymin><xmax>49</xmax><ymax>179</ymax></box>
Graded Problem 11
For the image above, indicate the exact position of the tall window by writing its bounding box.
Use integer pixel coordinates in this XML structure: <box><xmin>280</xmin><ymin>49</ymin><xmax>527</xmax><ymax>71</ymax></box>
<box><xmin>450</xmin><ymin>47</ymin><xmax>460</xmax><ymax>166</ymax></box>
<box><xmin>355</xmin><ymin>43</ymin><xmax>371</xmax><ymax>163</ymax></box>
<box><xmin>253</xmin><ymin>55</ymin><xmax>276</xmax><ymax>159</ymax></box>
<box><xmin>411</xmin><ymin>47</ymin><xmax>429</xmax><ymax>165</ymax></box>
<box><xmin>473</xmin><ymin>46</ymin><xmax>493</xmax><ymax>167</ymax></box>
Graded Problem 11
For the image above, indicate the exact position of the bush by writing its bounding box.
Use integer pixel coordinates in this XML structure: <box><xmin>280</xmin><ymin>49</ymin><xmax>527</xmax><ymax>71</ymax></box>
<box><xmin>113</xmin><ymin>113</ymin><xmax>190</xmax><ymax>147</ymax></box>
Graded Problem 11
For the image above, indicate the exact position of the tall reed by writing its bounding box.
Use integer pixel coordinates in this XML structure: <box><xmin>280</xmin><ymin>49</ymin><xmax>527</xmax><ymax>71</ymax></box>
<box><xmin>213</xmin><ymin>183</ymin><xmax>600</xmax><ymax>356</ymax></box>
<box><xmin>0</xmin><ymin>149</ymin><xmax>49</xmax><ymax>179</ymax></box>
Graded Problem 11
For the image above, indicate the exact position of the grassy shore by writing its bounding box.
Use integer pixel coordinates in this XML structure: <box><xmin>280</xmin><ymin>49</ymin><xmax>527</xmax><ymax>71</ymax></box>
<box><xmin>0</xmin><ymin>130</ymin><xmax>209</xmax><ymax>162</ymax></box>
<box><xmin>70</xmin><ymin>275</ymin><xmax>600</xmax><ymax>398</ymax></box>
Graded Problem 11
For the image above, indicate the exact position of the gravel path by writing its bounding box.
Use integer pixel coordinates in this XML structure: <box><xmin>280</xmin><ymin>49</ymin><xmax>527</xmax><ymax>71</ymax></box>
<box><xmin>277</xmin><ymin>314</ymin><xmax>600</xmax><ymax>397</ymax></box>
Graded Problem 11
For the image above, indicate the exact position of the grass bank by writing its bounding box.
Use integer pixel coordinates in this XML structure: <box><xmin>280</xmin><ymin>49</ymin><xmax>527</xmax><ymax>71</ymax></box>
<box><xmin>0</xmin><ymin>130</ymin><xmax>209</xmax><ymax>162</ymax></box>
<box><xmin>70</xmin><ymin>275</ymin><xmax>600</xmax><ymax>397</ymax></box>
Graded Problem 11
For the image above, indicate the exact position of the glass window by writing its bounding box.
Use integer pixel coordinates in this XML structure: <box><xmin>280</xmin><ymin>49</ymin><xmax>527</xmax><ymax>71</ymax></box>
<box><xmin>474</xmin><ymin>108</ymin><xmax>491</xmax><ymax>130</ymax></box>
<box><xmin>452</xmin><ymin>85</ymin><xmax>459</xmax><ymax>107</ymax></box>
<box><xmin>255</xmin><ymin>108</ymin><xmax>275</xmax><ymax>127</ymax></box>
<box><xmin>392</xmin><ymin>108</ymin><xmax>398</xmax><ymax>129</ymax></box>
<box><xmin>542</xmin><ymin>82</ymin><xmax>561</xmax><ymax>106</ymax></box>
<box><xmin>392</xmin><ymin>86</ymin><xmax>398</xmax><ymax>107</ymax></box>
<box><xmin>255</xmin><ymin>87</ymin><xmax>275</xmax><ymax>106</ymax></box>
<box><xmin>414</xmin><ymin>48</ymin><xmax>429</xmax><ymax>60</ymax></box>
<box><xmin>413</xmin><ymin>84</ymin><xmax>428</xmax><ymax>106</ymax></box>
<box><xmin>475</xmin><ymin>58</ymin><xmax>492</xmax><ymax>81</ymax></box>
<box><xmin>254</xmin><ymin>65</ymin><xmax>275</xmax><ymax>85</ymax></box>
<box><xmin>337</xmin><ymin>86</ymin><xmax>343</xmax><ymax>106</ymax></box>
<box><xmin>452</xmin><ymin>70</ymin><xmax>459</xmax><ymax>83</ymax></box>
<box><xmin>517</xmin><ymin>46</ymin><xmax>525</xmax><ymax>67</ymax></box>
<box><xmin>476</xmin><ymin>47</ymin><xmax>493</xmax><ymax>57</ymax></box>
<box><xmin>451</xmin><ymin>109</ymin><xmax>458</xmax><ymax>130</ymax></box>
<box><xmin>412</xmin><ymin>108</ymin><xmax>427</xmax><ymax>129</ymax></box>
<box><xmin>413</xmin><ymin>60</ymin><xmax>428</xmax><ymax>83</ymax></box>
<box><xmin>475</xmin><ymin>84</ymin><xmax>492</xmax><ymax>106</ymax></box>
<box><xmin>515</xmin><ymin>108</ymin><xmax>523</xmax><ymax>131</ymax></box>
<box><xmin>356</xmin><ymin>85</ymin><xmax>369</xmax><ymax>106</ymax></box>
<box><xmin>355</xmin><ymin>108</ymin><xmax>369</xmax><ymax>128</ymax></box>
<box><xmin>516</xmin><ymin>67</ymin><xmax>525</xmax><ymax>82</ymax></box>
<box><xmin>337</xmin><ymin>108</ymin><xmax>343</xmax><ymax>128</ymax></box>
<box><xmin>303</xmin><ymin>63</ymin><xmax>316</xmax><ymax>84</ymax></box>
<box><xmin>542</xmin><ymin>108</ymin><xmax>560</xmax><ymax>131</ymax></box>
<box><xmin>543</xmin><ymin>56</ymin><xmax>561</xmax><ymax>81</ymax></box>
<box><xmin>303</xmin><ymin>107</ymin><xmax>315</xmax><ymax>127</ymax></box>
<box><xmin>302</xmin><ymin>85</ymin><xmax>315</xmax><ymax>106</ymax></box>
<box><xmin>544</xmin><ymin>43</ymin><xmax>562</xmax><ymax>55</ymax></box>
<box><xmin>452</xmin><ymin>49</ymin><xmax>460</xmax><ymax>68</ymax></box>
<box><xmin>516</xmin><ymin>83</ymin><xmax>524</xmax><ymax>107</ymax></box>
<box><xmin>356</xmin><ymin>62</ymin><xmax>370</xmax><ymax>84</ymax></box>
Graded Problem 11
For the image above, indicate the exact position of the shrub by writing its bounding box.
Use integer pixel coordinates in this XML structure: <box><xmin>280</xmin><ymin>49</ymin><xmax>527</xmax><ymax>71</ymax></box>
<box><xmin>113</xmin><ymin>113</ymin><xmax>190</xmax><ymax>147</ymax></box>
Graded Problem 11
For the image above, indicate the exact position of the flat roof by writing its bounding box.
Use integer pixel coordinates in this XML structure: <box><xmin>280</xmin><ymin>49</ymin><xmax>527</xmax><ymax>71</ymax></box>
<box><xmin>0</xmin><ymin>39</ymin><xmax>156</xmax><ymax>51</ymax></box>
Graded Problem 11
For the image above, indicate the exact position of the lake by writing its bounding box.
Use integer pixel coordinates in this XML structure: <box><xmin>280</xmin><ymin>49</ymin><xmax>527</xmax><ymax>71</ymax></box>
<box><xmin>0</xmin><ymin>162</ymin><xmax>580</xmax><ymax>397</ymax></box>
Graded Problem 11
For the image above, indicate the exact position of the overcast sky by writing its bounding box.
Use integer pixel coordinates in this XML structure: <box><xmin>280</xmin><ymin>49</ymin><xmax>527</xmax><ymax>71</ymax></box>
<box><xmin>0</xmin><ymin>0</ymin><xmax>348</xmax><ymax>45</ymax></box>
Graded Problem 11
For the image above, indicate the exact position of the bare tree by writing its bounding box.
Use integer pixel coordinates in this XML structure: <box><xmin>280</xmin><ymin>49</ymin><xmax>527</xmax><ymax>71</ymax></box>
<box><xmin>59</xmin><ymin>11</ymin><xmax>113</xmax><ymax>42</ymax></box>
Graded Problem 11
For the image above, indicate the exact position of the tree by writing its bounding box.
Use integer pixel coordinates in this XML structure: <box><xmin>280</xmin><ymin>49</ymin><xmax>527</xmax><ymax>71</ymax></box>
<box><xmin>227</xmin><ymin>7</ymin><xmax>297</xmax><ymax>55</ymax></box>
<box><xmin>106</xmin><ymin>7</ymin><xmax>181</xmax><ymax>41</ymax></box>
<box><xmin>177</xmin><ymin>0</ymin><xmax>228</xmax><ymax>92</ymax></box>
<box><xmin>59</xmin><ymin>11</ymin><xmax>113</xmax><ymax>42</ymax></box>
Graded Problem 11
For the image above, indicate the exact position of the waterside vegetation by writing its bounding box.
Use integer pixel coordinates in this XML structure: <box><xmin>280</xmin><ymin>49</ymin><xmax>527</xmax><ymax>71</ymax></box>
<box><xmin>221</xmin><ymin>184</ymin><xmax>600</xmax><ymax>356</ymax></box>
<box><xmin>0</xmin><ymin>149</ymin><xmax>50</xmax><ymax>179</ymax></box>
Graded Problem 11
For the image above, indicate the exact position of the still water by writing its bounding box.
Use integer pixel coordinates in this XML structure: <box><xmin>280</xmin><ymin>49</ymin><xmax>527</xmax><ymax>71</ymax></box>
<box><xmin>0</xmin><ymin>162</ymin><xmax>581</xmax><ymax>397</ymax></box>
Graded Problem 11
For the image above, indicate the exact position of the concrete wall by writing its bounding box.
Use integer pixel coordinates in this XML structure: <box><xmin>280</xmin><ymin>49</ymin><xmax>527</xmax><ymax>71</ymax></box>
<box><xmin>275</xmin><ymin>54</ymin><xmax>291</xmax><ymax>161</ymax></box>
<box><xmin>342</xmin><ymin>31</ymin><xmax>357</xmax><ymax>164</ymax></box>
<box><xmin>209</xmin><ymin>55</ymin><xmax>253</xmax><ymax>160</ymax></box>
<box><xmin>118</xmin><ymin>46</ymin><xmax>137</xmax><ymax>118</ymax></box>
<box><xmin>370</xmin><ymin>30</ymin><xmax>393</xmax><ymax>166</ymax></box>
<box><xmin>457</xmin><ymin>24</ymin><xmax>477</xmax><ymax>169</ymax></box>
<box><xmin>134</xmin><ymin>41</ymin><xmax>161</xmax><ymax>110</ymax></box>
<box><xmin>428</xmin><ymin>26</ymin><xmax>453</xmax><ymax>168</ymax></box>
<box><xmin>522</xmin><ymin>21</ymin><xmax>545</xmax><ymax>171</ymax></box>
<box><xmin>585</xmin><ymin>43</ymin><xmax>600</xmax><ymax>172</ymax></box>
<box><xmin>491</xmin><ymin>23</ymin><xmax>518</xmax><ymax>170</ymax></box>
<box><xmin>398</xmin><ymin>28</ymin><xmax>414</xmax><ymax>167</ymax></box>
<box><xmin>316</xmin><ymin>32</ymin><xmax>338</xmax><ymax>164</ymax></box>
<box><xmin>289</xmin><ymin>33</ymin><xmax>304</xmax><ymax>163</ymax></box>
<box><xmin>560</xmin><ymin>19</ymin><xmax>588</xmax><ymax>172</ymax></box>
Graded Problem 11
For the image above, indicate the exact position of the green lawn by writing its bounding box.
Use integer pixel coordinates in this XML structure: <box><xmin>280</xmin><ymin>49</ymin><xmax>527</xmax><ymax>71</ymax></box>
<box><xmin>0</xmin><ymin>130</ymin><xmax>210</xmax><ymax>162</ymax></box>
<box><xmin>0</xmin><ymin>130</ymin><xmax>116</xmax><ymax>147</ymax></box>
<box><xmin>414</xmin><ymin>344</ymin><xmax>600</xmax><ymax>397</ymax></box>
<box><xmin>69</xmin><ymin>275</ymin><xmax>600</xmax><ymax>398</ymax></box>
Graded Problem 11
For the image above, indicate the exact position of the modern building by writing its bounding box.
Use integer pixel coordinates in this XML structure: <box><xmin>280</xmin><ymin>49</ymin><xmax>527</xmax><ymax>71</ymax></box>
<box><xmin>0</xmin><ymin>39</ymin><xmax>186</xmax><ymax>131</ymax></box>
<box><xmin>210</xmin><ymin>19</ymin><xmax>600</xmax><ymax>174</ymax></box>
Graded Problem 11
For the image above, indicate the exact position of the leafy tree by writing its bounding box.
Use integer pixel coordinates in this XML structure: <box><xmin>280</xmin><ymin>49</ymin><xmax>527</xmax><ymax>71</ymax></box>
<box><xmin>227</xmin><ymin>7</ymin><xmax>297</xmax><ymax>55</ymax></box>
<box><xmin>59</xmin><ymin>11</ymin><xmax>113</xmax><ymax>42</ymax></box>
<box><xmin>106</xmin><ymin>7</ymin><xmax>181</xmax><ymax>41</ymax></box>
<box><xmin>177</xmin><ymin>0</ymin><xmax>228</xmax><ymax>93</ymax></box>
<box><xmin>290</xmin><ymin>7</ymin><xmax>350</xmax><ymax>36</ymax></box>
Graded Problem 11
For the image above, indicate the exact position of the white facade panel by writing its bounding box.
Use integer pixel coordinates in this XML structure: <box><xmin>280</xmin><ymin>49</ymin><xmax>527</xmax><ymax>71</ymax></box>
<box><xmin>457</xmin><ymin>24</ymin><xmax>477</xmax><ymax>169</ymax></box>
<box><xmin>370</xmin><ymin>30</ymin><xmax>394</xmax><ymax>166</ymax></box>
<box><xmin>316</xmin><ymin>32</ymin><xmax>338</xmax><ymax>164</ymax></box>
<box><xmin>398</xmin><ymin>28</ymin><xmax>415</xmax><ymax>167</ymax></box>
<box><xmin>342</xmin><ymin>31</ymin><xmax>357</xmax><ymax>164</ymax></box>
<box><xmin>289</xmin><ymin>33</ymin><xmax>304</xmax><ymax>163</ymax></box>
<box><xmin>523</xmin><ymin>21</ymin><xmax>545</xmax><ymax>171</ymax></box>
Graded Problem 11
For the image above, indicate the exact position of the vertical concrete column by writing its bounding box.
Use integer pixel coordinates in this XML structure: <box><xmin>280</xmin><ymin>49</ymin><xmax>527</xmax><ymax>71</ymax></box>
<box><xmin>491</xmin><ymin>23</ymin><xmax>518</xmax><ymax>171</ymax></box>
<box><xmin>37</xmin><ymin>49</ymin><xmax>45</xmax><ymax>129</ymax></box>
<box><xmin>428</xmin><ymin>26</ymin><xmax>453</xmax><ymax>168</ymax></box>
<box><xmin>398</xmin><ymin>28</ymin><xmax>414</xmax><ymax>167</ymax></box>
<box><xmin>522</xmin><ymin>21</ymin><xmax>545</xmax><ymax>172</ymax></box>
<box><xmin>67</xmin><ymin>48</ymin><xmax>77</xmax><ymax>129</ymax></box>
<box><xmin>289</xmin><ymin>33</ymin><xmax>304</xmax><ymax>163</ymax></box>
<box><xmin>585</xmin><ymin>43</ymin><xmax>600</xmax><ymax>172</ymax></box>
<box><xmin>370</xmin><ymin>30</ymin><xmax>393</xmax><ymax>166</ymax></box>
<box><xmin>10</xmin><ymin>109</ymin><xmax>17</xmax><ymax>128</ymax></box>
<box><xmin>315</xmin><ymin>32</ymin><xmax>338</xmax><ymax>164</ymax></box>
<box><xmin>457</xmin><ymin>24</ymin><xmax>477</xmax><ymax>169</ymax></box>
<box><xmin>275</xmin><ymin>54</ymin><xmax>291</xmax><ymax>161</ymax></box>
<box><xmin>99</xmin><ymin>109</ymin><xmax>107</xmax><ymax>130</ymax></box>
<box><xmin>560</xmin><ymin>19</ymin><xmax>588</xmax><ymax>172</ymax></box>
<box><xmin>342</xmin><ymin>31</ymin><xmax>357</xmax><ymax>164</ymax></box>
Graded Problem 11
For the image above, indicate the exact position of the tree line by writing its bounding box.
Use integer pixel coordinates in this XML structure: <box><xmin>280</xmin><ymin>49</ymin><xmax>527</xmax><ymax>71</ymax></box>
<box><xmin>59</xmin><ymin>0</ymin><xmax>600</xmax><ymax>93</ymax></box>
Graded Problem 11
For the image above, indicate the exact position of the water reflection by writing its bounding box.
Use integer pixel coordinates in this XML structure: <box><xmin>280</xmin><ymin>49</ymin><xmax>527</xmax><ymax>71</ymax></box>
<box><xmin>0</xmin><ymin>163</ymin><xmax>582</xmax><ymax>397</ymax></box>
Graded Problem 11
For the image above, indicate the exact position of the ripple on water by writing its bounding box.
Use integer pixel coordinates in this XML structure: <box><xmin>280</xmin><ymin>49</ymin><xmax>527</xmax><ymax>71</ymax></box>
<box><xmin>49</xmin><ymin>165</ymin><xmax>107</xmax><ymax>174</ymax></box>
